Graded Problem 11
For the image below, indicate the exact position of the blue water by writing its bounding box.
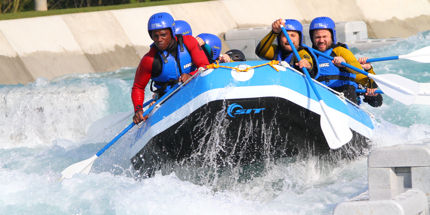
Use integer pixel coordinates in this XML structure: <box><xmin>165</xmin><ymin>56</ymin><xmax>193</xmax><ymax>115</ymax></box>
<box><xmin>1</xmin><ymin>31</ymin><xmax>430</xmax><ymax>215</ymax></box>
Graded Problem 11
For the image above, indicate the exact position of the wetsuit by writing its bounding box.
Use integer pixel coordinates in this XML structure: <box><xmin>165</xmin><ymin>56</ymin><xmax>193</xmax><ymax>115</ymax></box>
<box><xmin>255</xmin><ymin>31</ymin><xmax>317</xmax><ymax>77</ymax></box>
<box><xmin>131</xmin><ymin>35</ymin><xmax>209</xmax><ymax>112</ymax></box>
<box><xmin>358</xmin><ymin>65</ymin><xmax>383</xmax><ymax>107</ymax></box>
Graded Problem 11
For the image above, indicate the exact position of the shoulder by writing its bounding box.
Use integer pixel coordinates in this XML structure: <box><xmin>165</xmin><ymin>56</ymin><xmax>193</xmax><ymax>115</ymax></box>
<box><xmin>333</xmin><ymin>42</ymin><xmax>351</xmax><ymax>52</ymax></box>
<box><xmin>298</xmin><ymin>46</ymin><xmax>314</xmax><ymax>59</ymax></box>
<box><xmin>139</xmin><ymin>48</ymin><xmax>157</xmax><ymax>69</ymax></box>
<box><xmin>333</xmin><ymin>45</ymin><xmax>354</xmax><ymax>57</ymax></box>
<box><xmin>143</xmin><ymin>48</ymin><xmax>157</xmax><ymax>60</ymax></box>
<box><xmin>144</xmin><ymin>46</ymin><xmax>157</xmax><ymax>57</ymax></box>
<box><xmin>298</xmin><ymin>46</ymin><xmax>310</xmax><ymax>54</ymax></box>
<box><xmin>181</xmin><ymin>35</ymin><xmax>199</xmax><ymax>46</ymax></box>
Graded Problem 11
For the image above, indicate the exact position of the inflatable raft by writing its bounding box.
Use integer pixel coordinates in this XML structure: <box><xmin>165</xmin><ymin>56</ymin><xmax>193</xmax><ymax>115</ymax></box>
<box><xmin>129</xmin><ymin>60</ymin><xmax>374</xmax><ymax>177</ymax></box>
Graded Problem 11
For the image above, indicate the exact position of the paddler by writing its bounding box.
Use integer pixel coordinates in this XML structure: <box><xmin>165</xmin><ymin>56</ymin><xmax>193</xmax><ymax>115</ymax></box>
<box><xmin>255</xmin><ymin>18</ymin><xmax>318</xmax><ymax>77</ymax></box>
<box><xmin>308</xmin><ymin>16</ymin><xmax>381</xmax><ymax>105</ymax></box>
<box><xmin>131</xmin><ymin>12</ymin><xmax>209</xmax><ymax>124</ymax></box>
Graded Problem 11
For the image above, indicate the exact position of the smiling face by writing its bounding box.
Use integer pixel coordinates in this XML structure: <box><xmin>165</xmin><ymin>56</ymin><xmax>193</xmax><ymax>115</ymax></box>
<box><xmin>279</xmin><ymin>31</ymin><xmax>300</xmax><ymax>52</ymax></box>
<box><xmin>150</xmin><ymin>28</ymin><xmax>172</xmax><ymax>51</ymax></box>
<box><xmin>312</xmin><ymin>29</ymin><xmax>333</xmax><ymax>52</ymax></box>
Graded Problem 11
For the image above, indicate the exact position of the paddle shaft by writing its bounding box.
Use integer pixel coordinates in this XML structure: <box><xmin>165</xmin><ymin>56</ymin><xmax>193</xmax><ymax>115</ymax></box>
<box><xmin>310</xmin><ymin>48</ymin><xmax>371</xmax><ymax>77</ymax></box>
<box><xmin>356</xmin><ymin>89</ymin><xmax>383</xmax><ymax>94</ymax></box>
<box><xmin>366</xmin><ymin>46</ymin><xmax>430</xmax><ymax>63</ymax></box>
<box><xmin>95</xmin><ymin>98</ymin><xmax>154</xmax><ymax>157</ymax></box>
<box><xmin>280</xmin><ymin>28</ymin><xmax>321</xmax><ymax>100</ymax></box>
<box><xmin>366</xmin><ymin>56</ymin><xmax>399</xmax><ymax>63</ymax></box>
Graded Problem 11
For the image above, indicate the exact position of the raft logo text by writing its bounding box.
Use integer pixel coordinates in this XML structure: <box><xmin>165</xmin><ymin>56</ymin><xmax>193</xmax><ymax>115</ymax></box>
<box><xmin>227</xmin><ymin>103</ymin><xmax>265</xmax><ymax>118</ymax></box>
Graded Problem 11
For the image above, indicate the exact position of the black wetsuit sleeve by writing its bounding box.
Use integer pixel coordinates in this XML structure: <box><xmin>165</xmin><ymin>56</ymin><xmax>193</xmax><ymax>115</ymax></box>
<box><xmin>363</xmin><ymin>94</ymin><xmax>383</xmax><ymax>107</ymax></box>
<box><xmin>362</xmin><ymin>82</ymin><xmax>383</xmax><ymax>107</ymax></box>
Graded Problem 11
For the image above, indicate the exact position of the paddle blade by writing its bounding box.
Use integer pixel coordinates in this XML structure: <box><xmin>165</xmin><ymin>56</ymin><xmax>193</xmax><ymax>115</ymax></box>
<box><xmin>319</xmin><ymin>101</ymin><xmax>353</xmax><ymax>149</ymax></box>
<box><xmin>369</xmin><ymin>73</ymin><xmax>420</xmax><ymax>105</ymax></box>
<box><xmin>60</xmin><ymin>155</ymin><xmax>98</xmax><ymax>180</ymax></box>
<box><xmin>401</xmin><ymin>46</ymin><xmax>430</xmax><ymax>63</ymax></box>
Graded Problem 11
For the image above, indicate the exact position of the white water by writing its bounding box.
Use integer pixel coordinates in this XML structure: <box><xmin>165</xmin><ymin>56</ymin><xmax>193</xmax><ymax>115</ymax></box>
<box><xmin>1</xmin><ymin>31</ymin><xmax>430</xmax><ymax>215</ymax></box>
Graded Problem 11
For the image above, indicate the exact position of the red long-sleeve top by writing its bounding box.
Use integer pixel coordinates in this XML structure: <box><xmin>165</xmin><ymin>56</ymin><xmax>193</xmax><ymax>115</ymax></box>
<box><xmin>131</xmin><ymin>35</ymin><xmax>209</xmax><ymax>112</ymax></box>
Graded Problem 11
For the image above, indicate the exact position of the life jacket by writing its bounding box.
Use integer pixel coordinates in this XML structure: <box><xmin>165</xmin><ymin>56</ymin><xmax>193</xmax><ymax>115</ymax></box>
<box><xmin>151</xmin><ymin>35</ymin><xmax>192</xmax><ymax>91</ymax></box>
<box><xmin>275</xmin><ymin>47</ymin><xmax>294</xmax><ymax>65</ymax></box>
<box><xmin>314</xmin><ymin>43</ymin><xmax>357</xmax><ymax>88</ymax></box>
<box><xmin>276</xmin><ymin>45</ymin><xmax>320</xmax><ymax>77</ymax></box>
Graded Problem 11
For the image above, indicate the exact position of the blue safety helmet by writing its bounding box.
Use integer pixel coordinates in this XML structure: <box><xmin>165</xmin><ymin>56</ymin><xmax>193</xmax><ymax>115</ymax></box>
<box><xmin>309</xmin><ymin>16</ymin><xmax>336</xmax><ymax>44</ymax></box>
<box><xmin>284</xmin><ymin>19</ymin><xmax>303</xmax><ymax>44</ymax></box>
<box><xmin>175</xmin><ymin>20</ymin><xmax>192</xmax><ymax>36</ymax></box>
<box><xmin>197</xmin><ymin>33</ymin><xmax>222</xmax><ymax>61</ymax></box>
<box><xmin>147</xmin><ymin>12</ymin><xmax>175</xmax><ymax>37</ymax></box>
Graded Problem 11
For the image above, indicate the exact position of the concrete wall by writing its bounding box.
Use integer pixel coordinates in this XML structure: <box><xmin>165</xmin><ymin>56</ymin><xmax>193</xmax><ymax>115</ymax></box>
<box><xmin>1</xmin><ymin>0</ymin><xmax>430</xmax><ymax>84</ymax></box>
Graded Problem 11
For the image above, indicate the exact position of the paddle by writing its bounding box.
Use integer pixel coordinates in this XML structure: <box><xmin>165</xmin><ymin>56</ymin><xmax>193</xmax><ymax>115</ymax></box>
<box><xmin>281</xmin><ymin>26</ymin><xmax>352</xmax><ymax>149</ymax></box>
<box><xmin>310</xmin><ymin>48</ymin><xmax>430</xmax><ymax>105</ymax></box>
<box><xmin>366</xmin><ymin>46</ymin><xmax>430</xmax><ymax>63</ymax></box>
<box><xmin>60</xmin><ymin>99</ymin><xmax>154</xmax><ymax>180</ymax></box>
<box><xmin>60</xmin><ymin>68</ymin><xmax>204</xmax><ymax>180</ymax></box>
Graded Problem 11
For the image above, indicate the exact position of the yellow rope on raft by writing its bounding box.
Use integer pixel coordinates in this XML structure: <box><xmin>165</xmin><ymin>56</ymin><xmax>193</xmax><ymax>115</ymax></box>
<box><xmin>206</xmin><ymin>60</ymin><xmax>280</xmax><ymax>72</ymax></box>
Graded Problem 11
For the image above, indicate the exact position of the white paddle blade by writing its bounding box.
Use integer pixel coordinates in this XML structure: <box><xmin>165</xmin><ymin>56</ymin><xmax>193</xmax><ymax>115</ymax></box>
<box><xmin>401</xmin><ymin>46</ymin><xmax>430</xmax><ymax>63</ymax></box>
<box><xmin>369</xmin><ymin>73</ymin><xmax>420</xmax><ymax>105</ymax></box>
<box><xmin>401</xmin><ymin>55</ymin><xmax>430</xmax><ymax>63</ymax></box>
<box><xmin>60</xmin><ymin>155</ymin><xmax>98</xmax><ymax>180</ymax></box>
<box><xmin>319</xmin><ymin>101</ymin><xmax>353</xmax><ymax>149</ymax></box>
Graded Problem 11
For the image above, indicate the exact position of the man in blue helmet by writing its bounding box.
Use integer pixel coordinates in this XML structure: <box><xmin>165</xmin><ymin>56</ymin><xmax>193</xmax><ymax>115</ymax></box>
<box><xmin>196</xmin><ymin>33</ymin><xmax>222</xmax><ymax>64</ymax></box>
<box><xmin>196</xmin><ymin>33</ymin><xmax>246</xmax><ymax>63</ymax></box>
<box><xmin>309</xmin><ymin>16</ymin><xmax>382</xmax><ymax>106</ymax></box>
<box><xmin>132</xmin><ymin>12</ymin><xmax>209</xmax><ymax>124</ymax></box>
<box><xmin>255</xmin><ymin>18</ymin><xmax>317</xmax><ymax>76</ymax></box>
<box><xmin>175</xmin><ymin>20</ymin><xmax>192</xmax><ymax>36</ymax></box>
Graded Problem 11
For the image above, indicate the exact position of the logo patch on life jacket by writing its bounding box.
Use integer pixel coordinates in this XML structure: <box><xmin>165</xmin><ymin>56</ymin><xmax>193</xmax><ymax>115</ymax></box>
<box><xmin>183</xmin><ymin>63</ymin><xmax>192</xmax><ymax>69</ymax></box>
<box><xmin>227</xmin><ymin>103</ymin><xmax>265</xmax><ymax>118</ymax></box>
<box><xmin>319</xmin><ymin>63</ymin><xmax>330</xmax><ymax>67</ymax></box>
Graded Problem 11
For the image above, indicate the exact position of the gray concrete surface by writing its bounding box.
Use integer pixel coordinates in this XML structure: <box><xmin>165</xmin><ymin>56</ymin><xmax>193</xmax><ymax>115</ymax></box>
<box><xmin>0</xmin><ymin>0</ymin><xmax>429</xmax><ymax>84</ymax></box>
<box><xmin>334</xmin><ymin>144</ymin><xmax>430</xmax><ymax>215</ymax></box>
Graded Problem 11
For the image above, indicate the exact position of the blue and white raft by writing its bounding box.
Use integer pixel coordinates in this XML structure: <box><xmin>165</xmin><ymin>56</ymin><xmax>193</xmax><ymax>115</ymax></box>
<box><xmin>129</xmin><ymin>60</ymin><xmax>374</xmax><ymax>177</ymax></box>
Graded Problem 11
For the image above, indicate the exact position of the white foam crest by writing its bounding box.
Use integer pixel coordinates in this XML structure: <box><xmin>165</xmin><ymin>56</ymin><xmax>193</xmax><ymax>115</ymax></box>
<box><xmin>0</xmin><ymin>79</ymin><xmax>109</xmax><ymax>149</ymax></box>
<box><xmin>114</xmin><ymin>173</ymin><xmax>291</xmax><ymax>215</ymax></box>
<box><xmin>0</xmin><ymin>165</ymin><xmax>298</xmax><ymax>215</ymax></box>
<box><xmin>272</xmin><ymin>159</ymin><xmax>368</xmax><ymax>214</ymax></box>
<box><xmin>370</xmin><ymin>118</ymin><xmax>430</xmax><ymax>148</ymax></box>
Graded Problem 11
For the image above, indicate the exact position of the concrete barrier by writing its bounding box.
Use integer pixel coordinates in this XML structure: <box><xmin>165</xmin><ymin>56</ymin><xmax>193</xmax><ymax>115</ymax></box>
<box><xmin>0</xmin><ymin>0</ymin><xmax>429</xmax><ymax>84</ymax></box>
<box><xmin>0</xmin><ymin>31</ymin><xmax>32</xmax><ymax>84</ymax></box>
<box><xmin>333</xmin><ymin>144</ymin><xmax>430</xmax><ymax>215</ymax></box>
<box><xmin>0</xmin><ymin>16</ymin><xmax>95</xmax><ymax>84</ymax></box>
<box><xmin>63</xmin><ymin>11</ymin><xmax>140</xmax><ymax>73</ymax></box>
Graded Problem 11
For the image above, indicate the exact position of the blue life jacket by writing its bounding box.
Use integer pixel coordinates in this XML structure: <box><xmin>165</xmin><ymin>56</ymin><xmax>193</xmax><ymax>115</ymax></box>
<box><xmin>275</xmin><ymin>48</ymin><xmax>294</xmax><ymax>65</ymax></box>
<box><xmin>151</xmin><ymin>35</ymin><xmax>192</xmax><ymax>90</ymax></box>
<box><xmin>314</xmin><ymin>47</ymin><xmax>357</xmax><ymax>88</ymax></box>
<box><xmin>277</xmin><ymin>45</ymin><xmax>320</xmax><ymax>78</ymax></box>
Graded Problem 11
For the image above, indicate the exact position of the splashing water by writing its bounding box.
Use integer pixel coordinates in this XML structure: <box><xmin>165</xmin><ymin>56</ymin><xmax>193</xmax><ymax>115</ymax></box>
<box><xmin>1</xmin><ymin>31</ymin><xmax>430</xmax><ymax>215</ymax></box>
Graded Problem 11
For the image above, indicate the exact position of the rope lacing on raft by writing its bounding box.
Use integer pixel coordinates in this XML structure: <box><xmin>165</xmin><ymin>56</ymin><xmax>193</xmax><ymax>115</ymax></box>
<box><xmin>206</xmin><ymin>60</ymin><xmax>280</xmax><ymax>72</ymax></box>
